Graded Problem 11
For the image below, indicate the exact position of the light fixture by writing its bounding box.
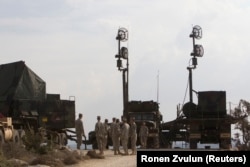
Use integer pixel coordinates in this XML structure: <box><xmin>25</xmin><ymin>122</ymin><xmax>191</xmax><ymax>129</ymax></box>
<box><xmin>193</xmin><ymin>44</ymin><xmax>204</xmax><ymax>57</ymax></box>
<box><xmin>121</xmin><ymin>47</ymin><xmax>128</xmax><ymax>59</ymax></box>
<box><xmin>190</xmin><ymin>25</ymin><xmax>202</xmax><ymax>39</ymax></box>
<box><xmin>116</xmin><ymin>28</ymin><xmax>128</xmax><ymax>42</ymax></box>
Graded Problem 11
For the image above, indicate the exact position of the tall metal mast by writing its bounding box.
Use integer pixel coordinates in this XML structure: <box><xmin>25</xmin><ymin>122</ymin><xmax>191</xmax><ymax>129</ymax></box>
<box><xmin>115</xmin><ymin>28</ymin><xmax>129</xmax><ymax>118</ymax></box>
<box><xmin>188</xmin><ymin>25</ymin><xmax>204</xmax><ymax>103</ymax></box>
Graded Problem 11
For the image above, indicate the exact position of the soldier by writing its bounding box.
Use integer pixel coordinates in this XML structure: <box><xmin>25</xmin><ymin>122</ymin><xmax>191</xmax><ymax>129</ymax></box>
<box><xmin>103</xmin><ymin>119</ymin><xmax>110</xmax><ymax>150</ymax></box>
<box><xmin>120</xmin><ymin>118</ymin><xmax>130</xmax><ymax>155</ymax></box>
<box><xmin>139</xmin><ymin>121</ymin><xmax>148</xmax><ymax>149</ymax></box>
<box><xmin>129</xmin><ymin>117</ymin><xmax>137</xmax><ymax>155</ymax></box>
<box><xmin>75</xmin><ymin>113</ymin><xmax>86</xmax><ymax>150</ymax></box>
<box><xmin>110</xmin><ymin>117</ymin><xmax>116</xmax><ymax>149</ymax></box>
<box><xmin>113</xmin><ymin>118</ymin><xmax>121</xmax><ymax>155</ymax></box>
<box><xmin>95</xmin><ymin>116</ymin><xmax>104</xmax><ymax>155</ymax></box>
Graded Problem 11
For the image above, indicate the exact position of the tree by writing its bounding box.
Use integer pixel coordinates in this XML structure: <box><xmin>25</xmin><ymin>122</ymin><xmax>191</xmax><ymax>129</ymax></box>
<box><xmin>231</xmin><ymin>99</ymin><xmax>250</xmax><ymax>150</ymax></box>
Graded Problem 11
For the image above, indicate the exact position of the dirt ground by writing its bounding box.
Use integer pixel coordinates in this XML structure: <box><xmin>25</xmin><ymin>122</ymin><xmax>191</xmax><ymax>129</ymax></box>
<box><xmin>66</xmin><ymin>149</ymin><xmax>137</xmax><ymax>167</ymax></box>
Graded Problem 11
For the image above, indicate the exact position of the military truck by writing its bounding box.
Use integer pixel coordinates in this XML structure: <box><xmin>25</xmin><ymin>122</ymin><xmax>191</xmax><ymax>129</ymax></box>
<box><xmin>87</xmin><ymin>100</ymin><xmax>163</xmax><ymax>149</ymax></box>
<box><xmin>184</xmin><ymin>91</ymin><xmax>231</xmax><ymax>149</ymax></box>
<box><xmin>126</xmin><ymin>100</ymin><xmax>163</xmax><ymax>148</ymax></box>
<box><xmin>0</xmin><ymin>61</ymin><xmax>75</xmax><ymax>147</ymax></box>
<box><xmin>161</xmin><ymin>91</ymin><xmax>233</xmax><ymax>149</ymax></box>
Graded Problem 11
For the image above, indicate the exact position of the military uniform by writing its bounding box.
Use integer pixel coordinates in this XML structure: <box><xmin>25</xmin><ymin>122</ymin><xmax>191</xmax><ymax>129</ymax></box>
<box><xmin>129</xmin><ymin>120</ymin><xmax>137</xmax><ymax>155</ymax></box>
<box><xmin>75</xmin><ymin>114</ymin><xmax>85</xmax><ymax>149</ymax></box>
<box><xmin>139</xmin><ymin>122</ymin><xmax>148</xmax><ymax>148</ymax></box>
<box><xmin>103</xmin><ymin>119</ymin><xmax>110</xmax><ymax>150</ymax></box>
<box><xmin>95</xmin><ymin>116</ymin><xmax>104</xmax><ymax>155</ymax></box>
<box><xmin>110</xmin><ymin>118</ymin><xmax>116</xmax><ymax>151</ymax></box>
<box><xmin>113</xmin><ymin>119</ymin><xmax>121</xmax><ymax>155</ymax></box>
<box><xmin>120</xmin><ymin>119</ymin><xmax>130</xmax><ymax>155</ymax></box>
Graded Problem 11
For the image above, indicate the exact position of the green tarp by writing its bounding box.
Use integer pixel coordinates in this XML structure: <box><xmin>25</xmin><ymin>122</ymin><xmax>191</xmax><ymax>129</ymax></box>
<box><xmin>0</xmin><ymin>61</ymin><xmax>46</xmax><ymax>100</ymax></box>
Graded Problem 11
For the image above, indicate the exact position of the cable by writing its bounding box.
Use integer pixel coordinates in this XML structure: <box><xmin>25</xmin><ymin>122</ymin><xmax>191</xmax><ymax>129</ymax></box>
<box><xmin>182</xmin><ymin>68</ymin><xmax>190</xmax><ymax>107</ymax></box>
<box><xmin>181</xmin><ymin>58</ymin><xmax>193</xmax><ymax>106</ymax></box>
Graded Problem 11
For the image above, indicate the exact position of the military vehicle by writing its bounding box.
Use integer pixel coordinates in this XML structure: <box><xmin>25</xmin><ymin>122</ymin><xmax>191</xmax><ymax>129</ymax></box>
<box><xmin>0</xmin><ymin>61</ymin><xmax>75</xmax><ymax>146</ymax></box>
<box><xmin>126</xmin><ymin>100</ymin><xmax>163</xmax><ymax>148</ymax></box>
<box><xmin>87</xmin><ymin>100</ymin><xmax>163</xmax><ymax>149</ymax></box>
<box><xmin>160</xmin><ymin>25</ymin><xmax>240</xmax><ymax>149</ymax></box>
<box><xmin>88</xmin><ymin>26</ymin><xmax>244</xmax><ymax>150</ymax></box>
<box><xmin>161</xmin><ymin>91</ymin><xmax>233</xmax><ymax>149</ymax></box>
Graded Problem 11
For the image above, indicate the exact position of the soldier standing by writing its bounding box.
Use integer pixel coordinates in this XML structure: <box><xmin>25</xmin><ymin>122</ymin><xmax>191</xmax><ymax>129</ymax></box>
<box><xmin>120</xmin><ymin>118</ymin><xmax>130</xmax><ymax>155</ymax></box>
<box><xmin>110</xmin><ymin>117</ymin><xmax>116</xmax><ymax>150</ymax></box>
<box><xmin>95</xmin><ymin>116</ymin><xmax>104</xmax><ymax>155</ymax></box>
<box><xmin>75</xmin><ymin>113</ymin><xmax>86</xmax><ymax>150</ymax></box>
<box><xmin>103</xmin><ymin>119</ymin><xmax>109</xmax><ymax>150</ymax></box>
<box><xmin>139</xmin><ymin>121</ymin><xmax>148</xmax><ymax>149</ymax></box>
<box><xmin>129</xmin><ymin>117</ymin><xmax>137</xmax><ymax>155</ymax></box>
<box><xmin>113</xmin><ymin>118</ymin><xmax>121</xmax><ymax>155</ymax></box>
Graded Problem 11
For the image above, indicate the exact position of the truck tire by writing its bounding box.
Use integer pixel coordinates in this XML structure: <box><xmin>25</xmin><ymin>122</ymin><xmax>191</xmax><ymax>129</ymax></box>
<box><xmin>0</xmin><ymin>130</ymin><xmax>5</xmax><ymax>145</ymax></box>
<box><xmin>12</xmin><ymin>130</ymin><xmax>20</xmax><ymax>145</ymax></box>
<box><xmin>49</xmin><ymin>132</ymin><xmax>61</xmax><ymax>146</ymax></box>
<box><xmin>19</xmin><ymin>130</ymin><xmax>25</xmax><ymax>146</ymax></box>
<box><xmin>190</xmin><ymin>139</ymin><xmax>197</xmax><ymax>149</ymax></box>
<box><xmin>55</xmin><ymin>133</ymin><xmax>62</xmax><ymax>146</ymax></box>
<box><xmin>61</xmin><ymin>133</ymin><xmax>68</xmax><ymax>146</ymax></box>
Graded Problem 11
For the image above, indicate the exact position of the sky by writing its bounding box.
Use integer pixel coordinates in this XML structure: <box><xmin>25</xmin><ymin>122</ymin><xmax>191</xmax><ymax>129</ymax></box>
<box><xmin>0</xmin><ymin>0</ymin><xmax>250</xmax><ymax>137</ymax></box>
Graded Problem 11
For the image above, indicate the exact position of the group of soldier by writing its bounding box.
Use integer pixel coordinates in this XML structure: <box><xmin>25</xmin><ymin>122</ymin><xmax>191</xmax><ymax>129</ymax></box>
<box><xmin>95</xmin><ymin>115</ymin><xmax>137</xmax><ymax>155</ymax></box>
<box><xmin>75</xmin><ymin>113</ymin><xmax>149</xmax><ymax>156</ymax></box>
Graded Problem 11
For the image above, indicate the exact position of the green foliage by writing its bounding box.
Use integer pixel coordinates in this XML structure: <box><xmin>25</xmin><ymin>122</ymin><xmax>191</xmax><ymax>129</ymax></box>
<box><xmin>22</xmin><ymin>129</ymin><xmax>51</xmax><ymax>154</ymax></box>
<box><xmin>0</xmin><ymin>152</ymin><xmax>12</xmax><ymax>167</ymax></box>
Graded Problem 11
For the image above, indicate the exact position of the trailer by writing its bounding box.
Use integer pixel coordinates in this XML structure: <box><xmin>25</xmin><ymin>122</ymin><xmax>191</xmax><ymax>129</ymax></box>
<box><xmin>0</xmin><ymin>61</ymin><xmax>76</xmax><ymax>148</ymax></box>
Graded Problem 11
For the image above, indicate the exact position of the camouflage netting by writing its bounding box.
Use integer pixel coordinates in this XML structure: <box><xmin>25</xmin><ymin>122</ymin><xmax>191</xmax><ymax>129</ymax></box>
<box><xmin>0</xmin><ymin>61</ymin><xmax>46</xmax><ymax>101</ymax></box>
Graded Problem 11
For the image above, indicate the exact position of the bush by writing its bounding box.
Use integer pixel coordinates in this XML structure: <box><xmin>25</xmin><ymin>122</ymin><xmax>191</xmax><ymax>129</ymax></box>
<box><xmin>22</xmin><ymin>129</ymin><xmax>52</xmax><ymax>154</ymax></box>
<box><xmin>0</xmin><ymin>152</ymin><xmax>14</xmax><ymax>167</ymax></box>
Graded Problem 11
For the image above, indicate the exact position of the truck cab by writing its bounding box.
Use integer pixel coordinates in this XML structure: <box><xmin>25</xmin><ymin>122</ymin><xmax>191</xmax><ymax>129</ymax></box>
<box><xmin>126</xmin><ymin>100</ymin><xmax>162</xmax><ymax>148</ymax></box>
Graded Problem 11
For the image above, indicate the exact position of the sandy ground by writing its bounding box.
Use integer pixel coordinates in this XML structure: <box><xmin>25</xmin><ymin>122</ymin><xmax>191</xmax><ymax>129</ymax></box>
<box><xmin>66</xmin><ymin>149</ymin><xmax>137</xmax><ymax>167</ymax></box>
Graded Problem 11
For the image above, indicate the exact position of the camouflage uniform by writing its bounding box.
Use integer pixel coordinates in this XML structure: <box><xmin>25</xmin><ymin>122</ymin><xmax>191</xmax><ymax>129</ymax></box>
<box><xmin>139</xmin><ymin>121</ymin><xmax>148</xmax><ymax>148</ymax></box>
<box><xmin>75</xmin><ymin>113</ymin><xmax>85</xmax><ymax>149</ymax></box>
<box><xmin>113</xmin><ymin>119</ymin><xmax>121</xmax><ymax>155</ymax></box>
<box><xmin>95</xmin><ymin>116</ymin><xmax>104</xmax><ymax>155</ymax></box>
<box><xmin>103</xmin><ymin>119</ymin><xmax>109</xmax><ymax>150</ymax></box>
<box><xmin>110</xmin><ymin>118</ymin><xmax>116</xmax><ymax>151</ymax></box>
<box><xmin>129</xmin><ymin>118</ymin><xmax>137</xmax><ymax>155</ymax></box>
<box><xmin>120</xmin><ymin>118</ymin><xmax>130</xmax><ymax>155</ymax></box>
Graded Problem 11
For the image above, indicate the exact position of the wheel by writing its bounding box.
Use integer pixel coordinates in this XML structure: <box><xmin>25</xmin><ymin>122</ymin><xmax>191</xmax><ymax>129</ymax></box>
<box><xmin>49</xmin><ymin>132</ymin><xmax>61</xmax><ymax>146</ymax></box>
<box><xmin>60</xmin><ymin>133</ymin><xmax>68</xmax><ymax>146</ymax></box>
<box><xmin>12</xmin><ymin>129</ymin><xmax>20</xmax><ymax>145</ymax></box>
<box><xmin>18</xmin><ymin>130</ymin><xmax>25</xmax><ymax>145</ymax></box>
<box><xmin>0</xmin><ymin>130</ymin><xmax>5</xmax><ymax>145</ymax></box>
<box><xmin>55</xmin><ymin>133</ymin><xmax>62</xmax><ymax>146</ymax></box>
<box><xmin>190</xmin><ymin>139</ymin><xmax>197</xmax><ymax>149</ymax></box>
